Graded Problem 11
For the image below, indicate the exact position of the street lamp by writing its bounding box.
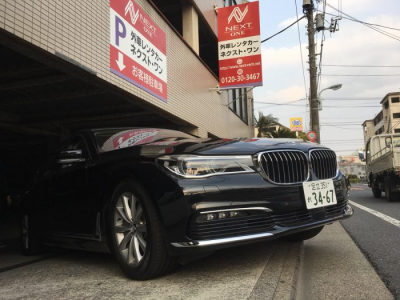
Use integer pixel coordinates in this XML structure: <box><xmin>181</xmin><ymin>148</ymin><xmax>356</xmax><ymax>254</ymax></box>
<box><xmin>318</xmin><ymin>84</ymin><xmax>342</xmax><ymax>111</ymax></box>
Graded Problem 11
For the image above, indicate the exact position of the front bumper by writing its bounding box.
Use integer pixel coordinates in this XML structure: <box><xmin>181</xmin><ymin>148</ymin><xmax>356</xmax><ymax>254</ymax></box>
<box><xmin>148</xmin><ymin>169</ymin><xmax>352</xmax><ymax>256</ymax></box>
<box><xmin>171</xmin><ymin>204</ymin><xmax>353</xmax><ymax>248</ymax></box>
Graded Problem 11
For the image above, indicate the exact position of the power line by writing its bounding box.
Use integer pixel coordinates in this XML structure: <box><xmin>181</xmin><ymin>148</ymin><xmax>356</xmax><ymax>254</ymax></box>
<box><xmin>322</xmin><ymin>64</ymin><xmax>400</xmax><ymax>68</ymax></box>
<box><xmin>324</xmin><ymin>99</ymin><xmax>380</xmax><ymax>101</ymax></box>
<box><xmin>261</xmin><ymin>15</ymin><xmax>306</xmax><ymax>43</ymax></box>
<box><xmin>317</xmin><ymin>0</ymin><xmax>327</xmax><ymax>94</ymax></box>
<box><xmin>320</xmin><ymin>122</ymin><xmax>362</xmax><ymax>130</ymax></box>
<box><xmin>326</xmin><ymin>2</ymin><xmax>400</xmax><ymax>42</ymax></box>
<box><xmin>294</xmin><ymin>0</ymin><xmax>308</xmax><ymax>102</ymax></box>
<box><xmin>255</xmin><ymin>101</ymin><xmax>381</xmax><ymax>107</ymax></box>
<box><xmin>317</xmin><ymin>11</ymin><xmax>400</xmax><ymax>32</ymax></box>
<box><xmin>322</xmin><ymin>74</ymin><xmax>400</xmax><ymax>77</ymax></box>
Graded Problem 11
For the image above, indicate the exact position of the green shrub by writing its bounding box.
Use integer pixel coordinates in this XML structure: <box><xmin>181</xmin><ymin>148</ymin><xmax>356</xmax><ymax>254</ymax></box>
<box><xmin>349</xmin><ymin>178</ymin><xmax>360</xmax><ymax>184</ymax></box>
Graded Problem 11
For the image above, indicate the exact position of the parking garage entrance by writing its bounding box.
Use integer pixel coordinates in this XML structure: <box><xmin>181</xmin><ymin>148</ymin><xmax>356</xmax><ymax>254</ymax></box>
<box><xmin>0</xmin><ymin>29</ymin><xmax>193</xmax><ymax>246</ymax></box>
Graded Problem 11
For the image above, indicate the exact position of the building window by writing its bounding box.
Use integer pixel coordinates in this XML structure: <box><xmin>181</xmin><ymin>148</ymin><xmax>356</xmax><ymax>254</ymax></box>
<box><xmin>393</xmin><ymin>113</ymin><xmax>400</xmax><ymax>119</ymax></box>
<box><xmin>395</xmin><ymin>129</ymin><xmax>400</xmax><ymax>133</ymax></box>
<box><xmin>225</xmin><ymin>0</ymin><xmax>238</xmax><ymax>5</ymax></box>
<box><xmin>392</xmin><ymin>97</ymin><xmax>400</xmax><ymax>103</ymax></box>
<box><xmin>228</xmin><ymin>88</ymin><xmax>248</xmax><ymax>123</ymax></box>
<box><xmin>373</xmin><ymin>111</ymin><xmax>383</xmax><ymax>125</ymax></box>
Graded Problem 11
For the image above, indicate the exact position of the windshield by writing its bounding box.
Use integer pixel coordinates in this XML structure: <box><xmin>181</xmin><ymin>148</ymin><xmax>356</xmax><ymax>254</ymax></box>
<box><xmin>92</xmin><ymin>128</ymin><xmax>194</xmax><ymax>152</ymax></box>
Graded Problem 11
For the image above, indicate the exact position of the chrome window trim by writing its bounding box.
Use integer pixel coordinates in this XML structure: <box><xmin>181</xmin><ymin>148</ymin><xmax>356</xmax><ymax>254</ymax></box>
<box><xmin>255</xmin><ymin>150</ymin><xmax>310</xmax><ymax>185</ymax></box>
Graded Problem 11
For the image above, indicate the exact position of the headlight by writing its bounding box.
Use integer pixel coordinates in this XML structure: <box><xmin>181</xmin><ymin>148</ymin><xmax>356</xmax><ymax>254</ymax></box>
<box><xmin>158</xmin><ymin>155</ymin><xmax>256</xmax><ymax>178</ymax></box>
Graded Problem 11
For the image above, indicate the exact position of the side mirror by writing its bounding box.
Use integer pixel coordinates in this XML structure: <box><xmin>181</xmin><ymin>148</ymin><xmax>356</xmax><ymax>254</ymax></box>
<box><xmin>385</xmin><ymin>137</ymin><xmax>392</xmax><ymax>148</ymax></box>
<box><xmin>56</xmin><ymin>150</ymin><xmax>86</xmax><ymax>164</ymax></box>
<box><xmin>358</xmin><ymin>152</ymin><xmax>365</xmax><ymax>162</ymax></box>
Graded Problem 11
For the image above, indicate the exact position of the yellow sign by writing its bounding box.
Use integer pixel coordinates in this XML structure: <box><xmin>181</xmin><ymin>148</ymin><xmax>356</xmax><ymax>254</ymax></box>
<box><xmin>290</xmin><ymin>117</ymin><xmax>303</xmax><ymax>132</ymax></box>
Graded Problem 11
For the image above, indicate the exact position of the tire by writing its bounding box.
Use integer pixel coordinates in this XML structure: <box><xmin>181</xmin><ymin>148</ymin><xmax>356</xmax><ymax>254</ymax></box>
<box><xmin>107</xmin><ymin>179</ymin><xmax>177</xmax><ymax>280</ymax></box>
<box><xmin>372</xmin><ymin>188</ymin><xmax>382</xmax><ymax>198</ymax></box>
<box><xmin>20</xmin><ymin>214</ymin><xmax>42</xmax><ymax>256</ymax></box>
<box><xmin>280</xmin><ymin>226</ymin><xmax>324</xmax><ymax>242</ymax></box>
<box><xmin>385</xmin><ymin>177</ymin><xmax>397</xmax><ymax>202</ymax></box>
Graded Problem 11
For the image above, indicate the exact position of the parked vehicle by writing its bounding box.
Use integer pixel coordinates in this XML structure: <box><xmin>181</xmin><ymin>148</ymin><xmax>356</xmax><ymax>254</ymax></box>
<box><xmin>21</xmin><ymin>128</ymin><xmax>352</xmax><ymax>280</ymax></box>
<box><xmin>364</xmin><ymin>133</ymin><xmax>400</xmax><ymax>201</ymax></box>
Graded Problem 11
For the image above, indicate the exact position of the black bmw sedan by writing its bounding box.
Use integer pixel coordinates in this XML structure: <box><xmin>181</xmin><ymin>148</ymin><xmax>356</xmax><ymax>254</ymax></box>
<box><xmin>21</xmin><ymin>128</ymin><xmax>353</xmax><ymax>280</ymax></box>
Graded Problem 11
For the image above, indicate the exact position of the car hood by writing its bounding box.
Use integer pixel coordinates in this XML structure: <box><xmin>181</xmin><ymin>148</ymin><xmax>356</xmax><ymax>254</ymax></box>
<box><xmin>140</xmin><ymin>137</ymin><xmax>332</xmax><ymax>156</ymax></box>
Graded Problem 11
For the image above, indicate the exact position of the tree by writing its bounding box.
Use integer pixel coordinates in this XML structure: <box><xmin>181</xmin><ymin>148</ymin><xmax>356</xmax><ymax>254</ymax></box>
<box><xmin>254</xmin><ymin>112</ymin><xmax>279</xmax><ymax>137</ymax></box>
<box><xmin>270</xmin><ymin>128</ymin><xmax>297</xmax><ymax>138</ymax></box>
<box><xmin>297</xmin><ymin>131</ymin><xmax>308</xmax><ymax>141</ymax></box>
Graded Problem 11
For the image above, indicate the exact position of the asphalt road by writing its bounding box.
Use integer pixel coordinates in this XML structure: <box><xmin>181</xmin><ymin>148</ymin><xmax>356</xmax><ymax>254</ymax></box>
<box><xmin>341</xmin><ymin>184</ymin><xmax>400</xmax><ymax>300</ymax></box>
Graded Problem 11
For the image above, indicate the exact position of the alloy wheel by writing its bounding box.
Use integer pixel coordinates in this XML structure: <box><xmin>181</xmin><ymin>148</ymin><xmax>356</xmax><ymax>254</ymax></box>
<box><xmin>114</xmin><ymin>192</ymin><xmax>147</xmax><ymax>266</ymax></box>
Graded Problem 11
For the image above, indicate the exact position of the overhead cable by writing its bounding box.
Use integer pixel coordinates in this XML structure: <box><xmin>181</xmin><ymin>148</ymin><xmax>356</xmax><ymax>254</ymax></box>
<box><xmin>294</xmin><ymin>0</ymin><xmax>308</xmax><ymax>101</ymax></box>
<box><xmin>261</xmin><ymin>16</ymin><xmax>306</xmax><ymax>43</ymax></box>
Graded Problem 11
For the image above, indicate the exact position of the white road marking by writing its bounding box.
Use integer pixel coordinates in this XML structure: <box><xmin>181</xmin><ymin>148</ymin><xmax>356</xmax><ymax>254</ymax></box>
<box><xmin>349</xmin><ymin>200</ymin><xmax>400</xmax><ymax>229</ymax></box>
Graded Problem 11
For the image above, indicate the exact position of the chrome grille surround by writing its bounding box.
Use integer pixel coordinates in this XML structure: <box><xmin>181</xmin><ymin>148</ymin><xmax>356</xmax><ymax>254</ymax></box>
<box><xmin>255</xmin><ymin>150</ymin><xmax>310</xmax><ymax>185</ymax></box>
<box><xmin>309</xmin><ymin>149</ymin><xmax>338</xmax><ymax>180</ymax></box>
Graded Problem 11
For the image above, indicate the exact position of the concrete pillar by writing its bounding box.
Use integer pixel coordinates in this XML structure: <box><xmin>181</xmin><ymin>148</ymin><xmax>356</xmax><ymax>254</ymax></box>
<box><xmin>182</xmin><ymin>5</ymin><xmax>199</xmax><ymax>54</ymax></box>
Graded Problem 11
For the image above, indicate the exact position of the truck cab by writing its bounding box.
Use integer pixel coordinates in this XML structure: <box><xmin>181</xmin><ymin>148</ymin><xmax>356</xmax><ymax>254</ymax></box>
<box><xmin>366</xmin><ymin>134</ymin><xmax>400</xmax><ymax>201</ymax></box>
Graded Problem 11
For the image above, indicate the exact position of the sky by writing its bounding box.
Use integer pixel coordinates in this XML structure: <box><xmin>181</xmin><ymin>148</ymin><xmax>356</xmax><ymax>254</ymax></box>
<box><xmin>252</xmin><ymin>0</ymin><xmax>400</xmax><ymax>155</ymax></box>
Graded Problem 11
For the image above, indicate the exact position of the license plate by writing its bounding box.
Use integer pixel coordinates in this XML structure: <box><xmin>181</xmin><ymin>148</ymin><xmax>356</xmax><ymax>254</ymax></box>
<box><xmin>303</xmin><ymin>179</ymin><xmax>337</xmax><ymax>210</ymax></box>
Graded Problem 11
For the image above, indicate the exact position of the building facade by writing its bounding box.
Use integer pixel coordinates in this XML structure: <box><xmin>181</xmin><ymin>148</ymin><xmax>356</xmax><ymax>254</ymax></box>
<box><xmin>362</xmin><ymin>92</ymin><xmax>400</xmax><ymax>142</ymax></box>
<box><xmin>338</xmin><ymin>155</ymin><xmax>366</xmax><ymax>179</ymax></box>
<box><xmin>0</xmin><ymin>0</ymin><xmax>258</xmax><ymax>193</ymax></box>
<box><xmin>0</xmin><ymin>0</ymin><xmax>254</xmax><ymax>139</ymax></box>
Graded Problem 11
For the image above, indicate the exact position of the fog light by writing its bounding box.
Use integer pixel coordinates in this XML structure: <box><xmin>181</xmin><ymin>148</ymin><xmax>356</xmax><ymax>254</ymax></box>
<box><xmin>218</xmin><ymin>212</ymin><xmax>228</xmax><ymax>219</ymax></box>
<box><xmin>207</xmin><ymin>213</ymin><xmax>217</xmax><ymax>220</ymax></box>
<box><xmin>230</xmin><ymin>211</ymin><xmax>239</xmax><ymax>217</ymax></box>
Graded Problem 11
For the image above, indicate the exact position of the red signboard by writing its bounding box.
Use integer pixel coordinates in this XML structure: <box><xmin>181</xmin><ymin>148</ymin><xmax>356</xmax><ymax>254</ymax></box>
<box><xmin>110</xmin><ymin>0</ymin><xmax>167</xmax><ymax>102</ymax></box>
<box><xmin>217</xmin><ymin>2</ymin><xmax>263</xmax><ymax>89</ymax></box>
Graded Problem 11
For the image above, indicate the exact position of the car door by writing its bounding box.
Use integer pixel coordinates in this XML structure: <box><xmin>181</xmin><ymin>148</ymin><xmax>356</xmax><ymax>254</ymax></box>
<box><xmin>49</xmin><ymin>135</ymin><xmax>94</xmax><ymax>237</ymax></box>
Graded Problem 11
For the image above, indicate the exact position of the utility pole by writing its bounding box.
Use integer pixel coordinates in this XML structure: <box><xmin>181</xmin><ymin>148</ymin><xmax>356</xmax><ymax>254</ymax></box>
<box><xmin>304</xmin><ymin>1</ymin><xmax>320</xmax><ymax>143</ymax></box>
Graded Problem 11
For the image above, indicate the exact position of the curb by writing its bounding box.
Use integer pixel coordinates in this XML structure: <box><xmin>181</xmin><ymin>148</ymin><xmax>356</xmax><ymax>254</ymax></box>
<box><xmin>272</xmin><ymin>241</ymin><xmax>303</xmax><ymax>300</ymax></box>
<box><xmin>248</xmin><ymin>240</ymin><xmax>303</xmax><ymax>300</ymax></box>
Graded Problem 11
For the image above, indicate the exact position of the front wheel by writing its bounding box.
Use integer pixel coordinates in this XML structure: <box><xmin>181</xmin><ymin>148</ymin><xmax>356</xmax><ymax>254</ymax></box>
<box><xmin>108</xmin><ymin>179</ymin><xmax>177</xmax><ymax>280</ymax></box>
<box><xmin>280</xmin><ymin>226</ymin><xmax>324</xmax><ymax>242</ymax></box>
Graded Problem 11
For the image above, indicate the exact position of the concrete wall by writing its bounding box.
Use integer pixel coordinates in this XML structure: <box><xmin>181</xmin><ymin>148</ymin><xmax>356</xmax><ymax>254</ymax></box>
<box><xmin>0</xmin><ymin>0</ymin><xmax>253</xmax><ymax>138</ymax></box>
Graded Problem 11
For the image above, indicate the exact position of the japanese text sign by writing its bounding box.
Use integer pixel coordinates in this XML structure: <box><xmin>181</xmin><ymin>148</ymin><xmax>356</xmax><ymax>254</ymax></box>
<box><xmin>110</xmin><ymin>0</ymin><xmax>167</xmax><ymax>102</ymax></box>
<box><xmin>217</xmin><ymin>2</ymin><xmax>263</xmax><ymax>89</ymax></box>
<box><xmin>290</xmin><ymin>117</ymin><xmax>303</xmax><ymax>132</ymax></box>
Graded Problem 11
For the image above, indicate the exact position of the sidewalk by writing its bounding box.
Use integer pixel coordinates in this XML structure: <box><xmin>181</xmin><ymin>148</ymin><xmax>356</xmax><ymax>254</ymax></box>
<box><xmin>296</xmin><ymin>222</ymin><xmax>393</xmax><ymax>300</ymax></box>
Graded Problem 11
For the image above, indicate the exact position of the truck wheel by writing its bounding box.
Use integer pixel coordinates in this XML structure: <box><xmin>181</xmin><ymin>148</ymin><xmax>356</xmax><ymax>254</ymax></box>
<box><xmin>372</xmin><ymin>189</ymin><xmax>381</xmax><ymax>198</ymax></box>
<box><xmin>385</xmin><ymin>177</ymin><xmax>397</xmax><ymax>202</ymax></box>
